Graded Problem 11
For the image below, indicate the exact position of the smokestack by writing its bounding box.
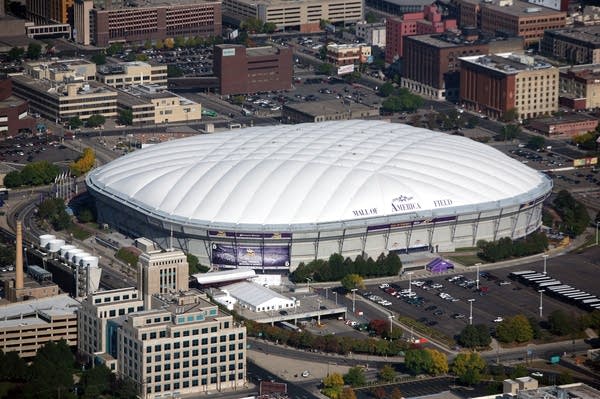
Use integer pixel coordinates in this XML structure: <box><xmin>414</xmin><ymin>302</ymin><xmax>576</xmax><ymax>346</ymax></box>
<box><xmin>15</xmin><ymin>221</ymin><xmax>24</xmax><ymax>290</ymax></box>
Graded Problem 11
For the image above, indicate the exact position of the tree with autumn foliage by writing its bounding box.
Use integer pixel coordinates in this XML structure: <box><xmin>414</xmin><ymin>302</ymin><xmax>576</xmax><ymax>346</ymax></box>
<box><xmin>69</xmin><ymin>147</ymin><xmax>96</xmax><ymax>176</ymax></box>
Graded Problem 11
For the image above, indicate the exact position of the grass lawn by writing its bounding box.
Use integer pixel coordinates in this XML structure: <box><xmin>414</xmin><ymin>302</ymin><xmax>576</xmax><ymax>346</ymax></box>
<box><xmin>447</xmin><ymin>254</ymin><xmax>483</xmax><ymax>266</ymax></box>
<box><xmin>67</xmin><ymin>224</ymin><xmax>92</xmax><ymax>240</ymax></box>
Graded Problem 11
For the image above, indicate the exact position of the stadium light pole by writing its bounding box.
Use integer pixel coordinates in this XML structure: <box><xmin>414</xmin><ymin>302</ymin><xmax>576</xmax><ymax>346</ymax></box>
<box><xmin>407</xmin><ymin>271</ymin><xmax>413</xmax><ymax>294</ymax></box>
<box><xmin>475</xmin><ymin>263</ymin><xmax>481</xmax><ymax>290</ymax></box>
<box><xmin>468</xmin><ymin>298</ymin><xmax>475</xmax><ymax>325</ymax></box>
<box><xmin>388</xmin><ymin>313</ymin><xmax>394</xmax><ymax>334</ymax></box>
<box><xmin>538</xmin><ymin>290</ymin><xmax>545</xmax><ymax>318</ymax></box>
<box><xmin>333</xmin><ymin>291</ymin><xmax>338</xmax><ymax>305</ymax></box>
<box><xmin>542</xmin><ymin>254</ymin><xmax>548</xmax><ymax>275</ymax></box>
<box><xmin>306</xmin><ymin>277</ymin><xmax>311</xmax><ymax>293</ymax></box>
<box><xmin>351</xmin><ymin>288</ymin><xmax>357</xmax><ymax>313</ymax></box>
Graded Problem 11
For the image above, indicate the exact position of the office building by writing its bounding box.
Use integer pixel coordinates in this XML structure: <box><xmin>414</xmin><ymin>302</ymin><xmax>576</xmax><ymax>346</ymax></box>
<box><xmin>74</xmin><ymin>0</ymin><xmax>222</xmax><ymax>47</ymax></box>
<box><xmin>97</xmin><ymin>61</ymin><xmax>168</xmax><ymax>89</ymax></box>
<box><xmin>385</xmin><ymin>5</ymin><xmax>457</xmax><ymax>63</ymax></box>
<box><xmin>401</xmin><ymin>32</ymin><xmax>490</xmax><ymax>101</ymax></box>
<box><xmin>78</xmin><ymin>248</ymin><xmax>246</xmax><ymax>398</ymax></box>
<box><xmin>0</xmin><ymin>294</ymin><xmax>79</xmax><ymax>358</ymax></box>
<box><xmin>460</xmin><ymin>53</ymin><xmax>559</xmax><ymax>120</ymax></box>
<box><xmin>213</xmin><ymin>44</ymin><xmax>293</xmax><ymax>95</ymax></box>
<box><xmin>528</xmin><ymin>114</ymin><xmax>598</xmax><ymax>137</ymax></box>
<box><xmin>457</xmin><ymin>0</ymin><xmax>566</xmax><ymax>47</ymax></box>
<box><xmin>526</xmin><ymin>0</ymin><xmax>568</xmax><ymax>11</ymax></box>
<box><xmin>541</xmin><ymin>26</ymin><xmax>600</xmax><ymax>65</ymax></box>
<box><xmin>559</xmin><ymin>64</ymin><xmax>600</xmax><ymax>110</ymax></box>
<box><xmin>26</xmin><ymin>0</ymin><xmax>75</xmax><ymax>25</ymax></box>
<box><xmin>356</xmin><ymin>21</ymin><xmax>386</xmax><ymax>48</ymax></box>
<box><xmin>117</xmin><ymin>85</ymin><xmax>202</xmax><ymax>124</ymax></box>
<box><xmin>366</xmin><ymin>0</ymin><xmax>440</xmax><ymax>15</ymax></box>
<box><xmin>0</xmin><ymin>78</ymin><xmax>35</xmax><ymax>137</ymax></box>
<box><xmin>222</xmin><ymin>0</ymin><xmax>363</xmax><ymax>33</ymax></box>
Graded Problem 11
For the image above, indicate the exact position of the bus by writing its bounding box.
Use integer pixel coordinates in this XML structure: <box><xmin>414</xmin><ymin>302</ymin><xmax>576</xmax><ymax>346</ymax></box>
<box><xmin>538</xmin><ymin>280</ymin><xmax>562</xmax><ymax>288</ymax></box>
<box><xmin>509</xmin><ymin>270</ymin><xmax>536</xmax><ymax>279</ymax></box>
<box><xmin>278</xmin><ymin>321</ymin><xmax>301</xmax><ymax>333</ymax></box>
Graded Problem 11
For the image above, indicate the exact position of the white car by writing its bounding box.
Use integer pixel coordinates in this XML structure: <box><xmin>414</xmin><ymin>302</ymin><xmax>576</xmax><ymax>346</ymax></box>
<box><xmin>531</xmin><ymin>372</ymin><xmax>543</xmax><ymax>378</ymax></box>
<box><xmin>494</xmin><ymin>317</ymin><xmax>504</xmax><ymax>323</ymax></box>
<box><xmin>301</xmin><ymin>370</ymin><xmax>310</xmax><ymax>378</ymax></box>
<box><xmin>431</xmin><ymin>284</ymin><xmax>444</xmax><ymax>289</ymax></box>
<box><xmin>379</xmin><ymin>283</ymin><xmax>390</xmax><ymax>289</ymax></box>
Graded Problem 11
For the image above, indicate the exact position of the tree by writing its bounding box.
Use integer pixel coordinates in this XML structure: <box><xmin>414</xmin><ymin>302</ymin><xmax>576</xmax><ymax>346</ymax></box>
<box><xmin>81</xmin><ymin>364</ymin><xmax>112</xmax><ymax>398</ymax></box>
<box><xmin>322</xmin><ymin>373</ymin><xmax>344</xmax><ymax>399</ymax></box>
<box><xmin>69</xmin><ymin>116</ymin><xmax>83</xmax><ymax>129</ymax></box>
<box><xmin>70</xmin><ymin>147</ymin><xmax>96</xmax><ymax>176</ymax></box>
<box><xmin>552</xmin><ymin>190</ymin><xmax>590</xmax><ymax>237</ymax></box>
<box><xmin>0</xmin><ymin>350</ymin><xmax>27</xmax><ymax>381</ymax></box>
<box><xmin>365</xmin><ymin>11</ymin><xmax>378</xmax><ymax>23</ymax></box>
<box><xmin>501</xmin><ymin>124</ymin><xmax>521</xmax><ymax>141</ymax></box>
<box><xmin>86</xmin><ymin>114</ymin><xmax>106</xmax><ymax>128</ymax></box>
<box><xmin>26</xmin><ymin>42</ymin><xmax>42</xmax><ymax>59</ymax></box>
<box><xmin>3</xmin><ymin>171</ymin><xmax>23</xmax><ymax>188</ymax></box>
<box><xmin>451</xmin><ymin>352</ymin><xmax>486</xmax><ymax>385</ymax></box>
<box><xmin>24</xmin><ymin>340</ymin><xmax>75</xmax><ymax>399</ymax></box>
<box><xmin>0</xmin><ymin>245</ymin><xmax>16</xmax><ymax>270</ymax></box>
<box><xmin>144</xmin><ymin>39</ymin><xmax>153</xmax><ymax>49</ymax></box>
<box><xmin>378</xmin><ymin>82</ymin><xmax>395</xmax><ymax>97</ymax></box>
<box><xmin>77</xmin><ymin>208</ymin><xmax>95</xmax><ymax>223</ymax></box>
<box><xmin>174</xmin><ymin>36</ymin><xmax>186</xmax><ymax>48</ymax></box>
<box><xmin>318</xmin><ymin>62</ymin><xmax>335</xmax><ymax>75</ymax></box>
<box><xmin>118</xmin><ymin>109</ymin><xmax>134</xmax><ymax>126</ymax></box>
<box><xmin>91</xmin><ymin>52</ymin><xmax>106</xmax><ymax>65</ymax></box>
<box><xmin>344</xmin><ymin>366</ymin><xmax>366</xmax><ymax>387</ymax></box>
<box><xmin>378</xmin><ymin>364</ymin><xmax>396</xmax><ymax>382</ymax></box>
<box><xmin>106</xmin><ymin>42</ymin><xmax>123</xmax><ymax>56</ymax></box>
<box><xmin>405</xmin><ymin>349</ymin><xmax>432</xmax><ymax>375</ymax></box>
<box><xmin>263</xmin><ymin>22</ymin><xmax>277</xmax><ymax>33</ymax></box>
<box><xmin>167</xmin><ymin>64</ymin><xmax>184</xmax><ymax>78</ymax></box>
<box><xmin>426</xmin><ymin>348</ymin><xmax>449</xmax><ymax>375</ymax></box>
<box><xmin>187</xmin><ymin>253</ymin><xmax>209</xmax><ymax>274</ymax></box>
<box><xmin>390</xmin><ymin>387</ymin><xmax>403</xmax><ymax>399</ymax></box>
<box><xmin>501</xmin><ymin>107</ymin><xmax>519</xmax><ymax>123</ymax></box>
<box><xmin>340</xmin><ymin>387</ymin><xmax>357</xmax><ymax>399</ymax></box>
<box><xmin>7</xmin><ymin>46</ymin><xmax>25</xmax><ymax>62</ymax></box>
<box><xmin>548</xmin><ymin>309</ymin><xmax>575</xmax><ymax>336</ymax></box>
<box><xmin>527</xmin><ymin>136</ymin><xmax>546</xmax><ymax>151</ymax></box>
<box><xmin>341</xmin><ymin>273</ymin><xmax>364</xmax><ymax>291</ymax></box>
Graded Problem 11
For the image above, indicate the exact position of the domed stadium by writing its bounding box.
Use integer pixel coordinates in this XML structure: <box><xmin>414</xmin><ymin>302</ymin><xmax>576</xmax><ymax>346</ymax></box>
<box><xmin>86</xmin><ymin>120</ymin><xmax>552</xmax><ymax>270</ymax></box>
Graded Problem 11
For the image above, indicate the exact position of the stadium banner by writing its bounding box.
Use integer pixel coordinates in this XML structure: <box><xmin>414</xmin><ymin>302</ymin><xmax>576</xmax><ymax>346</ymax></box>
<box><xmin>208</xmin><ymin>231</ymin><xmax>291</xmax><ymax>239</ymax></box>
<box><xmin>211</xmin><ymin>243</ymin><xmax>290</xmax><ymax>267</ymax></box>
<box><xmin>572</xmin><ymin>157</ymin><xmax>597</xmax><ymax>167</ymax></box>
<box><xmin>367</xmin><ymin>216</ymin><xmax>456</xmax><ymax>232</ymax></box>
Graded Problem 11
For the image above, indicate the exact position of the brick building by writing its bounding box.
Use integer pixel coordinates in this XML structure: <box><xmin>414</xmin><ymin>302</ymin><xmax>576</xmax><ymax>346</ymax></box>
<box><xmin>385</xmin><ymin>5</ymin><xmax>457</xmax><ymax>63</ymax></box>
<box><xmin>401</xmin><ymin>32</ymin><xmax>522</xmax><ymax>100</ymax></box>
<box><xmin>213</xmin><ymin>44</ymin><xmax>293</xmax><ymax>95</ymax></box>
<box><xmin>326</xmin><ymin>43</ymin><xmax>372</xmax><ymax>66</ymax></box>
<box><xmin>460</xmin><ymin>53</ymin><xmax>559</xmax><ymax>120</ymax></box>
<box><xmin>541</xmin><ymin>26</ymin><xmax>600</xmax><ymax>65</ymax></box>
<box><xmin>528</xmin><ymin>114</ymin><xmax>598</xmax><ymax>137</ymax></box>
<box><xmin>0</xmin><ymin>78</ymin><xmax>35</xmax><ymax>138</ymax></box>
<box><xmin>74</xmin><ymin>0</ymin><xmax>222</xmax><ymax>47</ymax></box>
<box><xmin>26</xmin><ymin>0</ymin><xmax>74</xmax><ymax>24</ymax></box>
<box><xmin>457</xmin><ymin>0</ymin><xmax>566</xmax><ymax>48</ymax></box>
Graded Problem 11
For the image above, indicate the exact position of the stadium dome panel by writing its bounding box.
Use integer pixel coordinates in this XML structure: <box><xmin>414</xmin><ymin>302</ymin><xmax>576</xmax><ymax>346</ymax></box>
<box><xmin>86</xmin><ymin>120</ymin><xmax>552</xmax><ymax>270</ymax></box>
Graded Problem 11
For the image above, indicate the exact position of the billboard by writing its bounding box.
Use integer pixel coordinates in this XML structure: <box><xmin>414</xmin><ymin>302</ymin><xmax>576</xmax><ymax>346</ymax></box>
<box><xmin>337</xmin><ymin>64</ymin><xmax>355</xmax><ymax>75</ymax></box>
<box><xmin>211</xmin><ymin>243</ymin><xmax>290</xmax><ymax>268</ymax></box>
<box><xmin>573</xmin><ymin>157</ymin><xmax>598</xmax><ymax>167</ymax></box>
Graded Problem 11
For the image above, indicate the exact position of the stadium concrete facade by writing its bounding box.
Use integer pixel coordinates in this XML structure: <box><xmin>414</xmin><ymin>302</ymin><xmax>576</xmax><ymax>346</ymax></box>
<box><xmin>86</xmin><ymin>120</ymin><xmax>552</xmax><ymax>271</ymax></box>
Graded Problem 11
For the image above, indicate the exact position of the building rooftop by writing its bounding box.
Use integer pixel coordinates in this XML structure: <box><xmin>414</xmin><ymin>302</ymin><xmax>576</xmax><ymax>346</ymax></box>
<box><xmin>0</xmin><ymin>94</ymin><xmax>28</xmax><ymax>109</ymax></box>
<box><xmin>222</xmin><ymin>282</ymin><xmax>289</xmax><ymax>307</ymax></box>
<box><xmin>546</xmin><ymin>25</ymin><xmax>600</xmax><ymax>47</ymax></box>
<box><xmin>0</xmin><ymin>294</ymin><xmax>80</xmax><ymax>329</ymax></box>
<box><xmin>11</xmin><ymin>75</ymin><xmax>115</xmax><ymax>97</ymax></box>
<box><xmin>481</xmin><ymin>0</ymin><xmax>565</xmax><ymax>17</ymax></box>
<box><xmin>460</xmin><ymin>53</ymin><xmax>553</xmax><ymax>74</ymax></box>
<box><xmin>517</xmin><ymin>383</ymin><xmax>600</xmax><ymax>399</ymax></box>
<box><xmin>283</xmin><ymin>99</ymin><xmax>375</xmax><ymax>115</ymax></box>
<box><xmin>152</xmin><ymin>289</ymin><xmax>219</xmax><ymax>316</ymax></box>
<box><xmin>247</xmin><ymin>46</ymin><xmax>281</xmax><ymax>57</ymax></box>
<box><xmin>529</xmin><ymin>113</ymin><xmax>597</xmax><ymax>124</ymax></box>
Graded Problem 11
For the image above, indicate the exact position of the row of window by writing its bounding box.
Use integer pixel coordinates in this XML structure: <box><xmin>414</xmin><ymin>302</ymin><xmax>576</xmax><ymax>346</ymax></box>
<box><xmin>146</xmin><ymin>373</ymin><xmax>244</xmax><ymax>394</ymax></box>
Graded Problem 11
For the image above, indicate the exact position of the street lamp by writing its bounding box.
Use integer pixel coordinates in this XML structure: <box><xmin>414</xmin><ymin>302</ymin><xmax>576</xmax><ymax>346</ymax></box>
<box><xmin>306</xmin><ymin>277</ymin><xmax>312</xmax><ymax>293</ymax></box>
<box><xmin>475</xmin><ymin>263</ymin><xmax>481</xmax><ymax>290</ymax></box>
<box><xmin>538</xmin><ymin>289</ymin><xmax>545</xmax><ymax>318</ymax></box>
<box><xmin>351</xmin><ymin>288</ymin><xmax>358</xmax><ymax>313</ymax></box>
<box><xmin>324</xmin><ymin>287</ymin><xmax>329</xmax><ymax>300</ymax></box>
<box><xmin>317</xmin><ymin>299</ymin><xmax>322</xmax><ymax>326</ymax></box>
<box><xmin>542</xmin><ymin>254</ymin><xmax>548</xmax><ymax>275</ymax></box>
<box><xmin>388</xmin><ymin>313</ymin><xmax>394</xmax><ymax>334</ymax></box>
<box><xmin>407</xmin><ymin>271</ymin><xmax>413</xmax><ymax>294</ymax></box>
<box><xmin>333</xmin><ymin>291</ymin><xmax>338</xmax><ymax>305</ymax></box>
<box><xmin>468</xmin><ymin>298</ymin><xmax>475</xmax><ymax>325</ymax></box>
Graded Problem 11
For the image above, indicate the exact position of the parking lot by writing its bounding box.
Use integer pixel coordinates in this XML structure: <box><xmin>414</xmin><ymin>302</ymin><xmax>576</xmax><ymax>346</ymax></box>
<box><xmin>360</xmin><ymin>250</ymin><xmax>599</xmax><ymax>341</ymax></box>
<box><xmin>0</xmin><ymin>133</ymin><xmax>80</xmax><ymax>166</ymax></box>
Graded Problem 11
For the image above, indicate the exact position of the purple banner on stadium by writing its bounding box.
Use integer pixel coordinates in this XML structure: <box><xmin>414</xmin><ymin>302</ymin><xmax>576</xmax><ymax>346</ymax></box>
<box><xmin>208</xmin><ymin>231</ymin><xmax>292</xmax><ymax>239</ymax></box>
<box><xmin>211</xmin><ymin>243</ymin><xmax>290</xmax><ymax>268</ymax></box>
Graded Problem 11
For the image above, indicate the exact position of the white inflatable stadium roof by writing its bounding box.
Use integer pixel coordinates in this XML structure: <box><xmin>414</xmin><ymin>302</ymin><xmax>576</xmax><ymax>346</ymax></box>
<box><xmin>86</xmin><ymin>120</ymin><xmax>551</xmax><ymax>229</ymax></box>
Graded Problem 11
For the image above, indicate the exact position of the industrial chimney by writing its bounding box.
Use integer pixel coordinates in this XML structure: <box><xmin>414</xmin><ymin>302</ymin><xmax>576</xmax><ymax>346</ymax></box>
<box><xmin>15</xmin><ymin>220</ymin><xmax>23</xmax><ymax>290</ymax></box>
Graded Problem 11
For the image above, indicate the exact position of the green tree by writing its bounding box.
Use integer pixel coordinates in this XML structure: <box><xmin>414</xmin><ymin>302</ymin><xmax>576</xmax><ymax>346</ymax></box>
<box><xmin>7</xmin><ymin>46</ymin><xmax>25</xmax><ymax>62</ymax></box>
<box><xmin>527</xmin><ymin>136</ymin><xmax>546</xmax><ymax>151</ymax></box>
<box><xmin>0</xmin><ymin>245</ymin><xmax>16</xmax><ymax>270</ymax></box>
<box><xmin>3</xmin><ymin>170</ymin><xmax>23</xmax><ymax>188</ymax></box>
<box><xmin>91</xmin><ymin>52</ymin><xmax>106</xmax><ymax>65</ymax></box>
<box><xmin>118</xmin><ymin>109</ymin><xmax>134</xmax><ymax>126</ymax></box>
<box><xmin>501</xmin><ymin>124</ymin><xmax>521</xmax><ymax>141</ymax></box>
<box><xmin>322</xmin><ymin>372</ymin><xmax>344</xmax><ymax>399</ymax></box>
<box><xmin>106</xmin><ymin>42</ymin><xmax>124</xmax><ymax>56</ymax></box>
<box><xmin>263</xmin><ymin>22</ymin><xmax>277</xmax><ymax>33</ymax></box>
<box><xmin>426</xmin><ymin>348</ymin><xmax>449</xmax><ymax>375</ymax></box>
<box><xmin>458</xmin><ymin>324</ymin><xmax>480</xmax><ymax>349</ymax></box>
<box><xmin>26</xmin><ymin>42</ymin><xmax>42</xmax><ymax>59</ymax></box>
<box><xmin>81</xmin><ymin>364</ymin><xmax>112</xmax><ymax>398</ymax></box>
<box><xmin>24</xmin><ymin>340</ymin><xmax>75</xmax><ymax>399</ymax></box>
<box><xmin>496</xmin><ymin>314</ymin><xmax>533</xmax><ymax>343</ymax></box>
<box><xmin>77</xmin><ymin>208</ymin><xmax>95</xmax><ymax>223</ymax></box>
<box><xmin>69</xmin><ymin>116</ymin><xmax>83</xmax><ymax>129</ymax></box>
<box><xmin>378</xmin><ymin>82</ymin><xmax>395</xmax><ymax>97</ymax></box>
<box><xmin>548</xmin><ymin>309</ymin><xmax>574</xmax><ymax>336</ymax></box>
<box><xmin>344</xmin><ymin>366</ymin><xmax>366</xmax><ymax>387</ymax></box>
<box><xmin>187</xmin><ymin>253</ymin><xmax>209</xmax><ymax>274</ymax></box>
<box><xmin>0</xmin><ymin>350</ymin><xmax>27</xmax><ymax>381</ymax></box>
<box><xmin>451</xmin><ymin>352</ymin><xmax>486</xmax><ymax>385</ymax></box>
<box><xmin>340</xmin><ymin>273</ymin><xmax>364</xmax><ymax>291</ymax></box>
<box><xmin>86</xmin><ymin>114</ymin><xmax>106</xmax><ymax>128</ymax></box>
<box><xmin>509</xmin><ymin>364</ymin><xmax>529</xmax><ymax>379</ymax></box>
<box><xmin>378</xmin><ymin>364</ymin><xmax>396</xmax><ymax>382</ymax></box>
<box><xmin>144</xmin><ymin>39</ymin><xmax>153</xmax><ymax>49</ymax></box>
<box><xmin>501</xmin><ymin>107</ymin><xmax>519</xmax><ymax>123</ymax></box>
<box><xmin>405</xmin><ymin>349</ymin><xmax>432</xmax><ymax>375</ymax></box>
<box><xmin>365</xmin><ymin>11</ymin><xmax>378</xmax><ymax>23</ymax></box>
<box><xmin>174</xmin><ymin>36</ymin><xmax>186</xmax><ymax>48</ymax></box>
<box><xmin>552</xmin><ymin>190</ymin><xmax>590</xmax><ymax>237</ymax></box>
<box><xmin>318</xmin><ymin>62</ymin><xmax>335</xmax><ymax>75</ymax></box>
